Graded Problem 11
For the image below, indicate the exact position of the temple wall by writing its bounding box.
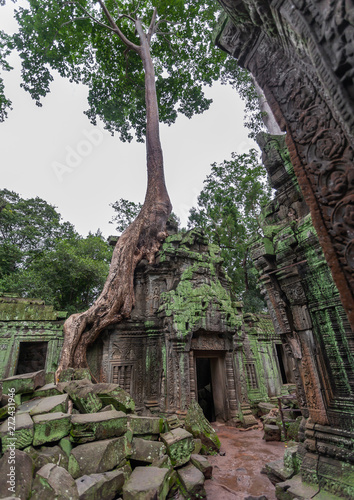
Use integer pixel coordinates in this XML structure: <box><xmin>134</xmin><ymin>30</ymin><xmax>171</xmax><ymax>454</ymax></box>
<box><xmin>88</xmin><ymin>230</ymin><xmax>288</xmax><ymax>427</ymax></box>
<box><xmin>251</xmin><ymin>132</ymin><xmax>354</xmax><ymax>496</ymax></box>
<box><xmin>216</xmin><ymin>0</ymin><xmax>354</xmax><ymax>330</ymax></box>
<box><xmin>0</xmin><ymin>295</ymin><xmax>66</xmax><ymax>379</ymax></box>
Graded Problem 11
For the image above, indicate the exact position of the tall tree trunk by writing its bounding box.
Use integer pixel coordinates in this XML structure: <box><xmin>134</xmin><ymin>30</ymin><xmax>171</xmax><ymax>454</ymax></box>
<box><xmin>56</xmin><ymin>20</ymin><xmax>171</xmax><ymax>377</ymax></box>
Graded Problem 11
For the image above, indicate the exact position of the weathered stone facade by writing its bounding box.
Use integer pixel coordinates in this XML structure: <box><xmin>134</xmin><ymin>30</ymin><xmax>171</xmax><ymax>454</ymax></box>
<box><xmin>251</xmin><ymin>132</ymin><xmax>354</xmax><ymax>497</ymax></box>
<box><xmin>86</xmin><ymin>229</ymin><xmax>287</xmax><ymax>427</ymax></box>
<box><xmin>216</xmin><ymin>2</ymin><xmax>354</xmax><ymax>495</ymax></box>
<box><xmin>242</xmin><ymin>312</ymin><xmax>296</xmax><ymax>407</ymax></box>
<box><xmin>216</xmin><ymin>0</ymin><xmax>354</xmax><ymax>331</ymax></box>
<box><xmin>0</xmin><ymin>296</ymin><xmax>66</xmax><ymax>380</ymax></box>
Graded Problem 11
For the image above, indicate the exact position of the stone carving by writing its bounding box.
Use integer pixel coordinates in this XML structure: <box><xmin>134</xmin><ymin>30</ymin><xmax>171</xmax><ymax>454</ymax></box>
<box><xmin>249</xmin><ymin>129</ymin><xmax>354</xmax><ymax>494</ymax></box>
<box><xmin>217</xmin><ymin>0</ymin><xmax>354</xmax><ymax>330</ymax></box>
<box><xmin>85</xmin><ymin>230</ymin><xmax>287</xmax><ymax>427</ymax></box>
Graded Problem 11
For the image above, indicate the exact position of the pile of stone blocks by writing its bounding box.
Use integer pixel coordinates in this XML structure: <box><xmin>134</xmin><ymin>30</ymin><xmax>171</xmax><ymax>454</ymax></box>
<box><xmin>259</xmin><ymin>395</ymin><xmax>301</xmax><ymax>443</ymax></box>
<box><xmin>0</xmin><ymin>370</ymin><xmax>217</xmax><ymax>499</ymax></box>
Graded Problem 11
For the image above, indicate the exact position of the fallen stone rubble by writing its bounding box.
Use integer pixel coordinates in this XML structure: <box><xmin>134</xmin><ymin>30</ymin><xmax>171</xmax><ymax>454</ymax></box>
<box><xmin>0</xmin><ymin>369</ymin><xmax>219</xmax><ymax>499</ymax></box>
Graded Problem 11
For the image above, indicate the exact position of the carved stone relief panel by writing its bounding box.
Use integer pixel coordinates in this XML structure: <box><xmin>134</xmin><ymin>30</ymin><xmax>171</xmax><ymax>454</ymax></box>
<box><xmin>217</xmin><ymin>0</ymin><xmax>354</xmax><ymax>329</ymax></box>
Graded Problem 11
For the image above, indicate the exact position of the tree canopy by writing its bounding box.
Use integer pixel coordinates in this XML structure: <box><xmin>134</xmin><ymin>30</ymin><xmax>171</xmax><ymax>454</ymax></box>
<box><xmin>0</xmin><ymin>0</ymin><xmax>264</xmax><ymax>137</ymax></box>
<box><xmin>0</xmin><ymin>189</ymin><xmax>112</xmax><ymax>314</ymax></box>
<box><xmin>188</xmin><ymin>149</ymin><xmax>272</xmax><ymax>311</ymax></box>
<box><xmin>0</xmin><ymin>0</ymin><xmax>223</xmax><ymax>140</ymax></box>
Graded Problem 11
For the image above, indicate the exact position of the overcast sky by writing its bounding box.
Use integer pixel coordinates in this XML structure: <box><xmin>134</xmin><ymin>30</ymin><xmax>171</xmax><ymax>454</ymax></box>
<box><xmin>1</xmin><ymin>2</ymin><xmax>256</xmax><ymax>238</ymax></box>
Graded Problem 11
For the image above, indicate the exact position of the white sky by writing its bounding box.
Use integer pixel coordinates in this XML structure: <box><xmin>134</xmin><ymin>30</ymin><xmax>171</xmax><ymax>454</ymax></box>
<box><xmin>1</xmin><ymin>2</ymin><xmax>256</xmax><ymax>238</ymax></box>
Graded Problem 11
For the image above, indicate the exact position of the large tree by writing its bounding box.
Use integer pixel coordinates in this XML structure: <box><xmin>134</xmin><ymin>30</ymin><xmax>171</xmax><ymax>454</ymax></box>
<box><xmin>3</xmin><ymin>0</ymin><xmax>240</xmax><ymax>375</ymax></box>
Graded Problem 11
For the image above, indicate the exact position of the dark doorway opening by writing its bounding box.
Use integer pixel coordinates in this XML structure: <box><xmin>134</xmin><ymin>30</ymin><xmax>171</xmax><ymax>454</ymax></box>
<box><xmin>196</xmin><ymin>358</ymin><xmax>215</xmax><ymax>421</ymax></box>
<box><xmin>16</xmin><ymin>341</ymin><xmax>48</xmax><ymax>375</ymax></box>
<box><xmin>276</xmin><ymin>344</ymin><xmax>288</xmax><ymax>384</ymax></box>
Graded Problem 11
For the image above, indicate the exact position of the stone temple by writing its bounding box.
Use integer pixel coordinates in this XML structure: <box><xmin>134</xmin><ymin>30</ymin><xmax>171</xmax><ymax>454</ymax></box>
<box><xmin>0</xmin><ymin>229</ymin><xmax>294</xmax><ymax>428</ymax></box>
<box><xmin>1</xmin><ymin>1</ymin><xmax>354</xmax><ymax>498</ymax></box>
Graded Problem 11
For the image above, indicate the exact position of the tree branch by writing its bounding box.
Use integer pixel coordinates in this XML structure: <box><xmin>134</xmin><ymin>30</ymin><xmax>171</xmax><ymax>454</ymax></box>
<box><xmin>147</xmin><ymin>7</ymin><xmax>158</xmax><ymax>45</ymax></box>
<box><xmin>96</xmin><ymin>0</ymin><xmax>140</xmax><ymax>53</ymax></box>
<box><xmin>68</xmin><ymin>1</ymin><xmax>116</xmax><ymax>33</ymax></box>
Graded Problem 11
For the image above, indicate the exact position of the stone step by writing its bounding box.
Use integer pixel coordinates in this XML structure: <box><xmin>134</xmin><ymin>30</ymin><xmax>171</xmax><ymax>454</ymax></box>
<box><xmin>276</xmin><ymin>474</ymin><xmax>344</xmax><ymax>500</ymax></box>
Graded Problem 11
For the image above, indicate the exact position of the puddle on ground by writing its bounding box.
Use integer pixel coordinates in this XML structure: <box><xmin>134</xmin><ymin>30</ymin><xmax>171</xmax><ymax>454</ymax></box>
<box><xmin>204</xmin><ymin>423</ymin><xmax>285</xmax><ymax>500</ymax></box>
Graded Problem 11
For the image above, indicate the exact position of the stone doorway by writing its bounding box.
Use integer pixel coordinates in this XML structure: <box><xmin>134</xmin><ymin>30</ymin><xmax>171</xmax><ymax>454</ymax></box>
<box><xmin>275</xmin><ymin>344</ymin><xmax>295</xmax><ymax>385</ymax></box>
<box><xmin>194</xmin><ymin>351</ymin><xmax>227</xmax><ymax>422</ymax></box>
<box><xmin>16</xmin><ymin>341</ymin><xmax>48</xmax><ymax>375</ymax></box>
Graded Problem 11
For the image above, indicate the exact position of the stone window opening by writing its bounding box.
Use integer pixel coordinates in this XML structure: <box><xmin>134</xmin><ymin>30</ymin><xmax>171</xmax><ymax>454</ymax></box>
<box><xmin>16</xmin><ymin>341</ymin><xmax>48</xmax><ymax>375</ymax></box>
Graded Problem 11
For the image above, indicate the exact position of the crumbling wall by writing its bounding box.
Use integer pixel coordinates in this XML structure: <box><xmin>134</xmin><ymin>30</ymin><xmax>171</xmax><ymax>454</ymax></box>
<box><xmin>251</xmin><ymin>132</ymin><xmax>354</xmax><ymax>497</ymax></box>
<box><xmin>0</xmin><ymin>295</ymin><xmax>66</xmax><ymax>379</ymax></box>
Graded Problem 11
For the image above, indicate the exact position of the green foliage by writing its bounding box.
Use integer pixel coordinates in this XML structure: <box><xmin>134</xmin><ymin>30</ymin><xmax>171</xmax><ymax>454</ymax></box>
<box><xmin>0</xmin><ymin>0</ymin><xmax>230</xmax><ymax>141</ymax></box>
<box><xmin>110</xmin><ymin>198</ymin><xmax>142</xmax><ymax>233</ymax></box>
<box><xmin>220</xmin><ymin>58</ymin><xmax>266</xmax><ymax>138</ymax></box>
<box><xmin>110</xmin><ymin>197</ymin><xmax>180</xmax><ymax>234</ymax></box>
<box><xmin>0</xmin><ymin>188</ymin><xmax>76</xmax><ymax>276</ymax></box>
<box><xmin>0</xmin><ymin>190</ymin><xmax>112</xmax><ymax>314</ymax></box>
<box><xmin>188</xmin><ymin>149</ymin><xmax>271</xmax><ymax>311</ymax></box>
<box><xmin>1</xmin><ymin>1</ymin><xmax>264</xmax><ymax>138</ymax></box>
<box><xmin>0</xmin><ymin>28</ymin><xmax>13</xmax><ymax>121</ymax></box>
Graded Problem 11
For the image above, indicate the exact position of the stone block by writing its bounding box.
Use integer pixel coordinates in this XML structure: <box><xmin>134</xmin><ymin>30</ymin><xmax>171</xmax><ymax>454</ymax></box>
<box><xmin>31</xmin><ymin>463</ymin><xmax>79</xmax><ymax>500</ymax></box>
<box><xmin>59</xmin><ymin>435</ymin><xmax>73</xmax><ymax>458</ymax></box>
<box><xmin>128</xmin><ymin>415</ymin><xmax>165</xmax><ymax>435</ymax></box>
<box><xmin>193</xmin><ymin>438</ymin><xmax>202</xmax><ymax>454</ymax></box>
<box><xmin>151</xmin><ymin>454</ymin><xmax>173</xmax><ymax>469</ymax></box>
<box><xmin>116</xmin><ymin>460</ymin><xmax>132</xmax><ymax>481</ymax></box>
<box><xmin>263</xmin><ymin>424</ymin><xmax>281</xmax><ymax>442</ymax></box>
<box><xmin>190</xmin><ymin>454</ymin><xmax>213</xmax><ymax>479</ymax></box>
<box><xmin>92</xmin><ymin>383</ymin><xmax>135</xmax><ymax>413</ymax></box>
<box><xmin>24</xmin><ymin>444</ymin><xmax>69</xmax><ymax>472</ymax></box>
<box><xmin>0</xmin><ymin>413</ymin><xmax>34</xmax><ymax>450</ymax></box>
<box><xmin>32</xmin><ymin>412</ymin><xmax>71</xmax><ymax>446</ymax></box>
<box><xmin>32</xmin><ymin>383</ymin><xmax>62</xmax><ymax>398</ymax></box>
<box><xmin>177</xmin><ymin>463</ymin><xmax>206</xmax><ymax>499</ymax></box>
<box><xmin>18</xmin><ymin>393</ymin><xmax>69</xmax><ymax>416</ymax></box>
<box><xmin>2</xmin><ymin>370</ymin><xmax>45</xmax><ymax>395</ymax></box>
<box><xmin>258</xmin><ymin>402</ymin><xmax>277</xmax><ymax>416</ymax></box>
<box><xmin>70</xmin><ymin>410</ymin><xmax>127</xmax><ymax>443</ymax></box>
<box><xmin>62</xmin><ymin>379</ymin><xmax>102</xmax><ymax>414</ymax></box>
<box><xmin>0</xmin><ymin>450</ymin><xmax>34</xmax><ymax>500</ymax></box>
<box><xmin>264</xmin><ymin>458</ymin><xmax>295</xmax><ymax>485</ymax></box>
<box><xmin>122</xmin><ymin>466</ymin><xmax>170</xmax><ymax>500</ymax></box>
<box><xmin>160</xmin><ymin>427</ymin><xmax>195</xmax><ymax>467</ymax></box>
<box><xmin>58</xmin><ymin>368</ymin><xmax>92</xmax><ymax>382</ymax></box>
<box><xmin>76</xmin><ymin>470</ymin><xmax>125</xmax><ymax>500</ymax></box>
<box><xmin>68</xmin><ymin>435</ymin><xmax>131</xmax><ymax>479</ymax></box>
<box><xmin>130</xmin><ymin>437</ymin><xmax>166</xmax><ymax>463</ymax></box>
<box><xmin>184</xmin><ymin>401</ymin><xmax>220</xmax><ymax>453</ymax></box>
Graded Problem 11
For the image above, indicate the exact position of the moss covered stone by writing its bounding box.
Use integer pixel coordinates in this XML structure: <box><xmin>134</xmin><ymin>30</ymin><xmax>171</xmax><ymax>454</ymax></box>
<box><xmin>32</xmin><ymin>412</ymin><xmax>71</xmax><ymax>446</ymax></box>
<box><xmin>70</xmin><ymin>410</ymin><xmax>127</xmax><ymax>444</ymax></box>
<box><xmin>2</xmin><ymin>370</ymin><xmax>46</xmax><ymax>395</ymax></box>
<box><xmin>68</xmin><ymin>435</ymin><xmax>132</xmax><ymax>479</ymax></box>
<box><xmin>0</xmin><ymin>412</ymin><xmax>34</xmax><ymax>450</ymax></box>
<box><xmin>160</xmin><ymin>427</ymin><xmax>194</xmax><ymax>467</ymax></box>
<box><xmin>122</xmin><ymin>466</ymin><xmax>170</xmax><ymax>500</ymax></box>
<box><xmin>184</xmin><ymin>401</ymin><xmax>220</xmax><ymax>454</ymax></box>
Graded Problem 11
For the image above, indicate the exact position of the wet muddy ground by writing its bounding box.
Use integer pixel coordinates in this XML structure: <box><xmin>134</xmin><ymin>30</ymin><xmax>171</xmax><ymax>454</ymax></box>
<box><xmin>204</xmin><ymin>422</ymin><xmax>285</xmax><ymax>500</ymax></box>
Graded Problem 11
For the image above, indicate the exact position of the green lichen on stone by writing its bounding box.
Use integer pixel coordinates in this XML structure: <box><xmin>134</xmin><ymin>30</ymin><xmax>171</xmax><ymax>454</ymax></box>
<box><xmin>184</xmin><ymin>400</ymin><xmax>220</xmax><ymax>454</ymax></box>
<box><xmin>157</xmin><ymin>231</ymin><xmax>241</xmax><ymax>338</ymax></box>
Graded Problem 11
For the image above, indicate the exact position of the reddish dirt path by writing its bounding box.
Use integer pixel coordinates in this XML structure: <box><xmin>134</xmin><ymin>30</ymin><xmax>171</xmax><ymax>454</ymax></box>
<box><xmin>204</xmin><ymin>422</ymin><xmax>285</xmax><ymax>500</ymax></box>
